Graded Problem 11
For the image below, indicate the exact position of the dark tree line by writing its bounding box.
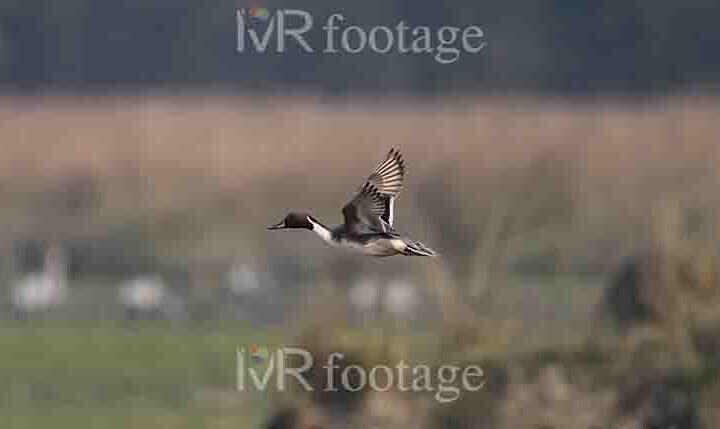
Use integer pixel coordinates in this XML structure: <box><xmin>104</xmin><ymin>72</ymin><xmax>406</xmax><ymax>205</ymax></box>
<box><xmin>0</xmin><ymin>0</ymin><xmax>718</xmax><ymax>95</ymax></box>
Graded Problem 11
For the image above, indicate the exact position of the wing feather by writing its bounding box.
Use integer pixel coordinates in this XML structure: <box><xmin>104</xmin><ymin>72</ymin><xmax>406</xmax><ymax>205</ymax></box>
<box><xmin>342</xmin><ymin>183</ymin><xmax>387</xmax><ymax>230</ymax></box>
<box><xmin>366</xmin><ymin>148</ymin><xmax>404</xmax><ymax>197</ymax></box>
<box><xmin>342</xmin><ymin>149</ymin><xmax>406</xmax><ymax>229</ymax></box>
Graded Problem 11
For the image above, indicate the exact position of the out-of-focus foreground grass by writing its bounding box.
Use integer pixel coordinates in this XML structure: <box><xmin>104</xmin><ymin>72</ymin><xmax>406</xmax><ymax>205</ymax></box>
<box><xmin>0</xmin><ymin>323</ymin><xmax>285</xmax><ymax>429</ymax></box>
<box><xmin>0</xmin><ymin>272</ymin><xmax>606</xmax><ymax>429</ymax></box>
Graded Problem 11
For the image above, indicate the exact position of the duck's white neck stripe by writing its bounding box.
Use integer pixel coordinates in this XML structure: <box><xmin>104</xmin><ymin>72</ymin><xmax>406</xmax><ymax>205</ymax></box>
<box><xmin>308</xmin><ymin>218</ymin><xmax>333</xmax><ymax>244</ymax></box>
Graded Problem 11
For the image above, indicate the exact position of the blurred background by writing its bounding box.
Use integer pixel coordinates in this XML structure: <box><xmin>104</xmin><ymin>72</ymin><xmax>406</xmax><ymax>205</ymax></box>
<box><xmin>1</xmin><ymin>1</ymin><xmax>720</xmax><ymax>428</ymax></box>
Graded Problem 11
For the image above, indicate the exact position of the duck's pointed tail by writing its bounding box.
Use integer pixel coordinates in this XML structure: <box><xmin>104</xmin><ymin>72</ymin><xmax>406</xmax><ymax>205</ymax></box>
<box><xmin>402</xmin><ymin>239</ymin><xmax>436</xmax><ymax>257</ymax></box>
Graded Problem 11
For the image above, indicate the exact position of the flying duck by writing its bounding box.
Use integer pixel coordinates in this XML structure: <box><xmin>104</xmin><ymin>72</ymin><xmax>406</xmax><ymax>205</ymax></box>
<box><xmin>269</xmin><ymin>149</ymin><xmax>436</xmax><ymax>257</ymax></box>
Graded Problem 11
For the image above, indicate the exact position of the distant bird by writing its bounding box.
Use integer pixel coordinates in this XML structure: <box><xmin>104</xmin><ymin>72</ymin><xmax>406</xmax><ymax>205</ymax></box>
<box><xmin>269</xmin><ymin>149</ymin><xmax>435</xmax><ymax>257</ymax></box>
<box><xmin>227</xmin><ymin>263</ymin><xmax>262</xmax><ymax>296</ymax></box>
<box><xmin>11</xmin><ymin>243</ymin><xmax>68</xmax><ymax>318</ymax></box>
<box><xmin>118</xmin><ymin>275</ymin><xmax>186</xmax><ymax>322</ymax></box>
<box><xmin>382</xmin><ymin>280</ymin><xmax>420</xmax><ymax>318</ymax></box>
<box><xmin>349</xmin><ymin>277</ymin><xmax>381</xmax><ymax>314</ymax></box>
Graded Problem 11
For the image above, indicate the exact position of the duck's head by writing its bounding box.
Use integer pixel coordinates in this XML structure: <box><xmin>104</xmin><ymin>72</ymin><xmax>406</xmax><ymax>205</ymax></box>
<box><xmin>268</xmin><ymin>212</ymin><xmax>313</xmax><ymax>230</ymax></box>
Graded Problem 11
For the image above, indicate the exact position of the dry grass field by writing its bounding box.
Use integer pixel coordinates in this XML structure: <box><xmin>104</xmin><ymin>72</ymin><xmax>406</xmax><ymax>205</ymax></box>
<box><xmin>1</xmin><ymin>94</ymin><xmax>719</xmax><ymax>231</ymax></box>
<box><xmin>1</xmin><ymin>95</ymin><xmax>718</xmax><ymax>275</ymax></box>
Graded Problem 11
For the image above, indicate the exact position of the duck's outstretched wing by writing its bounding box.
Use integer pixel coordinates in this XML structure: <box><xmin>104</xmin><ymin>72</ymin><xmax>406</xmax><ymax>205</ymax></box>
<box><xmin>352</xmin><ymin>148</ymin><xmax>405</xmax><ymax>226</ymax></box>
<box><xmin>366</xmin><ymin>148</ymin><xmax>404</xmax><ymax>197</ymax></box>
<box><xmin>342</xmin><ymin>183</ymin><xmax>388</xmax><ymax>232</ymax></box>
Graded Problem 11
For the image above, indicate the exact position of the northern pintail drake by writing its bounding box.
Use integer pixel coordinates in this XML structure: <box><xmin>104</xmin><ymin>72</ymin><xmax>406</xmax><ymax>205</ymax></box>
<box><xmin>269</xmin><ymin>149</ymin><xmax>436</xmax><ymax>257</ymax></box>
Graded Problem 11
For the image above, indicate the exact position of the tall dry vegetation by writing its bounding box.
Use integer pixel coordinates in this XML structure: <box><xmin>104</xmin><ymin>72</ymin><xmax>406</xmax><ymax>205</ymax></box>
<box><xmin>1</xmin><ymin>95</ymin><xmax>718</xmax><ymax>225</ymax></box>
<box><xmin>0</xmin><ymin>95</ymin><xmax>718</xmax><ymax>299</ymax></box>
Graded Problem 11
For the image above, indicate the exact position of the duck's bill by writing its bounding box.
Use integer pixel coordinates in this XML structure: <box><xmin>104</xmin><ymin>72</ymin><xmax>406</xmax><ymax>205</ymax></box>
<box><xmin>268</xmin><ymin>220</ymin><xmax>286</xmax><ymax>230</ymax></box>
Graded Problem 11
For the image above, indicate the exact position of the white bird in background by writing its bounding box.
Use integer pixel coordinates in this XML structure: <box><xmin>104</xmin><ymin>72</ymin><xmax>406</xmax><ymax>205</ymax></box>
<box><xmin>11</xmin><ymin>243</ymin><xmax>69</xmax><ymax>317</ymax></box>
<box><xmin>382</xmin><ymin>279</ymin><xmax>420</xmax><ymax>318</ymax></box>
<box><xmin>118</xmin><ymin>275</ymin><xmax>186</xmax><ymax>322</ymax></box>
<box><xmin>227</xmin><ymin>263</ymin><xmax>262</xmax><ymax>296</ymax></box>
<box><xmin>348</xmin><ymin>278</ymin><xmax>381</xmax><ymax>315</ymax></box>
<box><xmin>224</xmin><ymin>262</ymin><xmax>290</xmax><ymax>323</ymax></box>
